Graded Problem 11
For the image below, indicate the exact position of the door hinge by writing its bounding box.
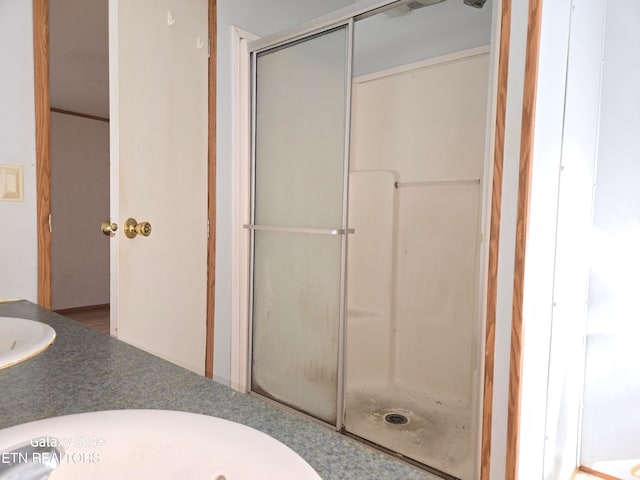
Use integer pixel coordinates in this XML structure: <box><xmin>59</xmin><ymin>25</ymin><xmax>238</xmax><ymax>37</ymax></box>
<box><xmin>207</xmin><ymin>219</ymin><xmax>210</xmax><ymax>239</ymax></box>
<box><xmin>208</xmin><ymin>38</ymin><xmax>210</xmax><ymax>58</ymax></box>
<box><xmin>48</xmin><ymin>213</ymin><xmax>52</xmax><ymax>233</ymax></box>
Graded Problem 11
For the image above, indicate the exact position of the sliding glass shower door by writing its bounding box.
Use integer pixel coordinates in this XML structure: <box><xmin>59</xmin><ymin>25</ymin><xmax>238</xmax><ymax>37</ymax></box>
<box><xmin>248</xmin><ymin>24</ymin><xmax>352</xmax><ymax>426</ymax></box>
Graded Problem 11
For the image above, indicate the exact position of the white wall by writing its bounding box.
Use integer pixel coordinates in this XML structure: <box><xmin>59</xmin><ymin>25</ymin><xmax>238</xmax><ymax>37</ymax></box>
<box><xmin>517</xmin><ymin>1</ymin><xmax>612</xmax><ymax>478</ymax></box>
<box><xmin>540</xmin><ymin>1</ymin><xmax>605</xmax><ymax>478</ymax></box>
<box><xmin>516</xmin><ymin>0</ymin><xmax>573</xmax><ymax>477</ymax></box>
<box><xmin>50</xmin><ymin>112</ymin><xmax>110</xmax><ymax>310</ymax></box>
<box><xmin>0</xmin><ymin>0</ymin><xmax>37</xmax><ymax>302</ymax></box>
<box><xmin>214</xmin><ymin>0</ymin><xmax>357</xmax><ymax>384</ymax></box>
<box><xmin>581</xmin><ymin>0</ymin><xmax>640</xmax><ymax>469</ymax></box>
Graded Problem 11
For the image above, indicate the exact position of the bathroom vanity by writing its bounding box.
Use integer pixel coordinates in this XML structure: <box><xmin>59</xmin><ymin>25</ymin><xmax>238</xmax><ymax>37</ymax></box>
<box><xmin>0</xmin><ymin>301</ymin><xmax>436</xmax><ymax>480</ymax></box>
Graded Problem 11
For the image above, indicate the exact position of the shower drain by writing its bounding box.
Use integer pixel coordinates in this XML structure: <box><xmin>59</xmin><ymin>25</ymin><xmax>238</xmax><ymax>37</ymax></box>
<box><xmin>384</xmin><ymin>413</ymin><xmax>409</xmax><ymax>425</ymax></box>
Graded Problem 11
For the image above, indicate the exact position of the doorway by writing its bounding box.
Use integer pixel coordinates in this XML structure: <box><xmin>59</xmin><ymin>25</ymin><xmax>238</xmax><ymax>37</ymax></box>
<box><xmin>48</xmin><ymin>0</ymin><xmax>111</xmax><ymax>334</ymax></box>
<box><xmin>33</xmin><ymin>0</ymin><xmax>218</xmax><ymax>376</ymax></box>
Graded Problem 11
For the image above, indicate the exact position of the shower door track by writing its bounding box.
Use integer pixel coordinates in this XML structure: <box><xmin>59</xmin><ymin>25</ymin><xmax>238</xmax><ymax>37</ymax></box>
<box><xmin>247</xmin><ymin>389</ymin><xmax>344</xmax><ymax>429</ymax></box>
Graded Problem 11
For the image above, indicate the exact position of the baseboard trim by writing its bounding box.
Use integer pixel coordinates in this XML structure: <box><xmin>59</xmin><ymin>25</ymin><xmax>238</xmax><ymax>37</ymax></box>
<box><xmin>54</xmin><ymin>304</ymin><xmax>110</xmax><ymax>314</ymax></box>
<box><xmin>579</xmin><ymin>466</ymin><xmax>623</xmax><ymax>480</ymax></box>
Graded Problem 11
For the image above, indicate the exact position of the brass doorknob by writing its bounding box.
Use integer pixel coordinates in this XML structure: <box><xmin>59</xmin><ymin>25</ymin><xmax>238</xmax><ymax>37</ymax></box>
<box><xmin>101</xmin><ymin>221</ymin><xmax>118</xmax><ymax>237</ymax></box>
<box><xmin>124</xmin><ymin>218</ymin><xmax>152</xmax><ymax>238</ymax></box>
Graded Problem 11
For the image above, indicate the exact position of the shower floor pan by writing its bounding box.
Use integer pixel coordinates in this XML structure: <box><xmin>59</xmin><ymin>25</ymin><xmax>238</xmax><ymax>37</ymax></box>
<box><xmin>345</xmin><ymin>385</ymin><xmax>472</xmax><ymax>480</ymax></box>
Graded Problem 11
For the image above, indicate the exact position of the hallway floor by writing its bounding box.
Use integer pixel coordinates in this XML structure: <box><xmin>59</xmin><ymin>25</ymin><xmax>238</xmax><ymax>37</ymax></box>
<box><xmin>57</xmin><ymin>305</ymin><xmax>110</xmax><ymax>335</ymax></box>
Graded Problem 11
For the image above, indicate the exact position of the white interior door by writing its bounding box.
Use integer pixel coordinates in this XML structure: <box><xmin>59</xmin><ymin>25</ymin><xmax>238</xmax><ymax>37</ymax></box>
<box><xmin>108</xmin><ymin>0</ymin><xmax>208</xmax><ymax>374</ymax></box>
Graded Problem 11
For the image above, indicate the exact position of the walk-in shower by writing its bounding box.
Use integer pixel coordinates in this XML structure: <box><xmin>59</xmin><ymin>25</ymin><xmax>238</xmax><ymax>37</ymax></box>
<box><xmin>345</xmin><ymin>50</ymin><xmax>489</xmax><ymax>480</ymax></box>
<box><xmin>245</xmin><ymin>1</ymin><xmax>494</xmax><ymax>479</ymax></box>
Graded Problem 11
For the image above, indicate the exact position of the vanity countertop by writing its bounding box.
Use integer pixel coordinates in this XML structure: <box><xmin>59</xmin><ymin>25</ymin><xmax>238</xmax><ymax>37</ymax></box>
<box><xmin>0</xmin><ymin>301</ymin><xmax>437</xmax><ymax>480</ymax></box>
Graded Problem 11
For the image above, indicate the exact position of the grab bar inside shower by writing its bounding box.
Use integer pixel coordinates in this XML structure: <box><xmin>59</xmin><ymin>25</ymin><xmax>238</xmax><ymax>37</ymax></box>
<box><xmin>394</xmin><ymin>178</ymin><xmax>480</xmax><ymax>188</ymax></box>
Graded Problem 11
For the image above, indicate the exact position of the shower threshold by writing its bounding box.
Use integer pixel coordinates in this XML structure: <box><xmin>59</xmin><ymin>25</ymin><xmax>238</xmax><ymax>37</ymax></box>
<box><xmin>248</xmin><ymin>388</ymin><xmax>468</xmax><ymax>479</ymax></box>
<box><xmin>342</xmin><ymin>430</ymin><xmax>463</xmax><ymax>480</ymax></box>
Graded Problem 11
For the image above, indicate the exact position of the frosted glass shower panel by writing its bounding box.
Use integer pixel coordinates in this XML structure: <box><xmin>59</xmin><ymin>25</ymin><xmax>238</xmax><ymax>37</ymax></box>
<box><xmin>254</xmin><ymin>27</ymin><xmax>347</xmax><ymax>229</ymax></box>
<box><xmin>251</xmin><ymin>230</ymin><xmax>342</xmax><ymax>424</ymax></box>
<box><xmin>250</xmin><ymin>25</ymin><xmax>350</xmax><ymax>426</ymax></box>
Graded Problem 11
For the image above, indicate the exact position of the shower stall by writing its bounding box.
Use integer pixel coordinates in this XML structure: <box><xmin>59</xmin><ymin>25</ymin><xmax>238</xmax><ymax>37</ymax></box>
<box><xmin>244</xmin><ymin>2</ymin><xmax>494</xmax><ymax>479</ymax></box>
<box><xmin>344</xmin><ymin>46</ymin><xmax>489</xmax><ymax>479</ymax></box>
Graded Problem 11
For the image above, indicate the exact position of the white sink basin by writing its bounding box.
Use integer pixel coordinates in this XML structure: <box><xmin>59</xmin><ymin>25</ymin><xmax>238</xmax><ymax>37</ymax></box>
<box><xmin>0</xmin><ymin>317</ymin><xmax>56</xmax><ymax>369</ymax></box>
<box><xmin>0</xmin><ymin>410</ymin><xmax>322</xmax><ymax>479</ymax></box>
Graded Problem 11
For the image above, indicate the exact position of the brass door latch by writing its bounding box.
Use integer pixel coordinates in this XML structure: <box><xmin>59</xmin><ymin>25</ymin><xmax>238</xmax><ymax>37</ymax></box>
<box><xmin>101</xmin><ymin>221</ymin><xmax>118</xmax><ymax>237</ymax></box>
<box><xmin>124</xmin><ymin>218</ymin><xmax>152</xmax><ymax>238</ymax></box>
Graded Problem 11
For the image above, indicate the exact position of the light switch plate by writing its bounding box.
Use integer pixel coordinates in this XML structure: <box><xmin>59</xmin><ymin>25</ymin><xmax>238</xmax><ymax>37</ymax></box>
<box><xmin>0</xmin><ymin>164</ymin><xmax>24</xmax><ymax>202</ymax></box>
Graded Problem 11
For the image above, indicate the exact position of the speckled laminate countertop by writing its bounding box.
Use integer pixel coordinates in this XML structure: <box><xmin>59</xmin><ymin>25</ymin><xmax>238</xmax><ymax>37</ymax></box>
<box><xmin>0</xmin><ymin>301</ymin><xmax>437</xmax><ymax>480</ymax></box>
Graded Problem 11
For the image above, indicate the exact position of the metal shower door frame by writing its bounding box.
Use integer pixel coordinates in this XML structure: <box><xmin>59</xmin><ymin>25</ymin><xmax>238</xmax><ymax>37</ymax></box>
<box><xmin>243</xmin><ymin>0</ymin><xmax>428</xmax><ymax>434</ymax></box>
<box><xmin>245</xmin><ymin>19</ymin><xmax>355</xmax><ymax>430</ymax></box>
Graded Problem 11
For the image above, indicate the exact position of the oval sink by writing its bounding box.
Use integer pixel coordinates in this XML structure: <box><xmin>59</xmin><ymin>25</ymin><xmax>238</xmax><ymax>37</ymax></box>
<box><xmin>0</xmin><ymin>410</ymin><xmax>322</xmax><ymax>479</ymax></box>
<box><xmin>0</xmin><ymin>317</ymin><xmax>56</xmax><ymax>369</ymax></box>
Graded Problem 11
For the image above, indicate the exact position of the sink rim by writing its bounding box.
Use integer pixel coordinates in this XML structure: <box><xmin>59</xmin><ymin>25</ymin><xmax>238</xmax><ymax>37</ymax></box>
<box><xmin>0</xmin><ymin>409</ymin><xmax>322</xmax><ymax>479</ymax></box>
<box><xmin>0</xmin><ymin>316</ymin><xmax>56</xmax><ymax>370</ymax></box>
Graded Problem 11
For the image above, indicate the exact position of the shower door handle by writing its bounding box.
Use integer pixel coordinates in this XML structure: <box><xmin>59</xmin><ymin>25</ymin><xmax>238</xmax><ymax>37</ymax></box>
<box><xmin>243</xmin><ymin>224</ymin><xmax>354</xmax><ymax>235</ymax></box>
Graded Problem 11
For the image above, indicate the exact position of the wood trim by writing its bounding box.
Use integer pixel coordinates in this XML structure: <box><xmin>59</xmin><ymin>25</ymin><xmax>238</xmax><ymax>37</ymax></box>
<box><xmin>579</xmin><ymin>466</ymin><xmax>623</xmax><ymax>480</ymax></box>
<box><xmin>480</xmin><ymin>0</ymin><xmax>512</xmax><ymax>478</ymax></box>
<box><xmin>505</xmin><ymin>0</ymin><xmax>544</xmax><ymax>478</ymax></box>
<box><xmin>50</xmin><ymin>107</ymin><xmax>109</xmax><ymax>123</ymax></box>
<box><xmin>34</xmin><ymin>0</ymin><xmax>52</xmax><ymax>309</ymax></box>
<box><xmin>205</xmin><ymin>0</ymin><xmax>217</xmax><ymax>379</ymax></box>
<box><xmin>54</xmin><ymin>303</ymin><xmax>110</xmax><ymax>315</ymax></box>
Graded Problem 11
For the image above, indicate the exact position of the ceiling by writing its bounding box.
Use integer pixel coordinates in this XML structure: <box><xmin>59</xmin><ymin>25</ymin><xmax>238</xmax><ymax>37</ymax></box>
<box><xmin>47</xmin><ymin>0</ymin><xmax>492</xmax><ymax>119</ymax></box>
<box><xmin>50</xmin><ymin>0</ymin><xmax>109</xmax><ymax>118</ymax></box>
